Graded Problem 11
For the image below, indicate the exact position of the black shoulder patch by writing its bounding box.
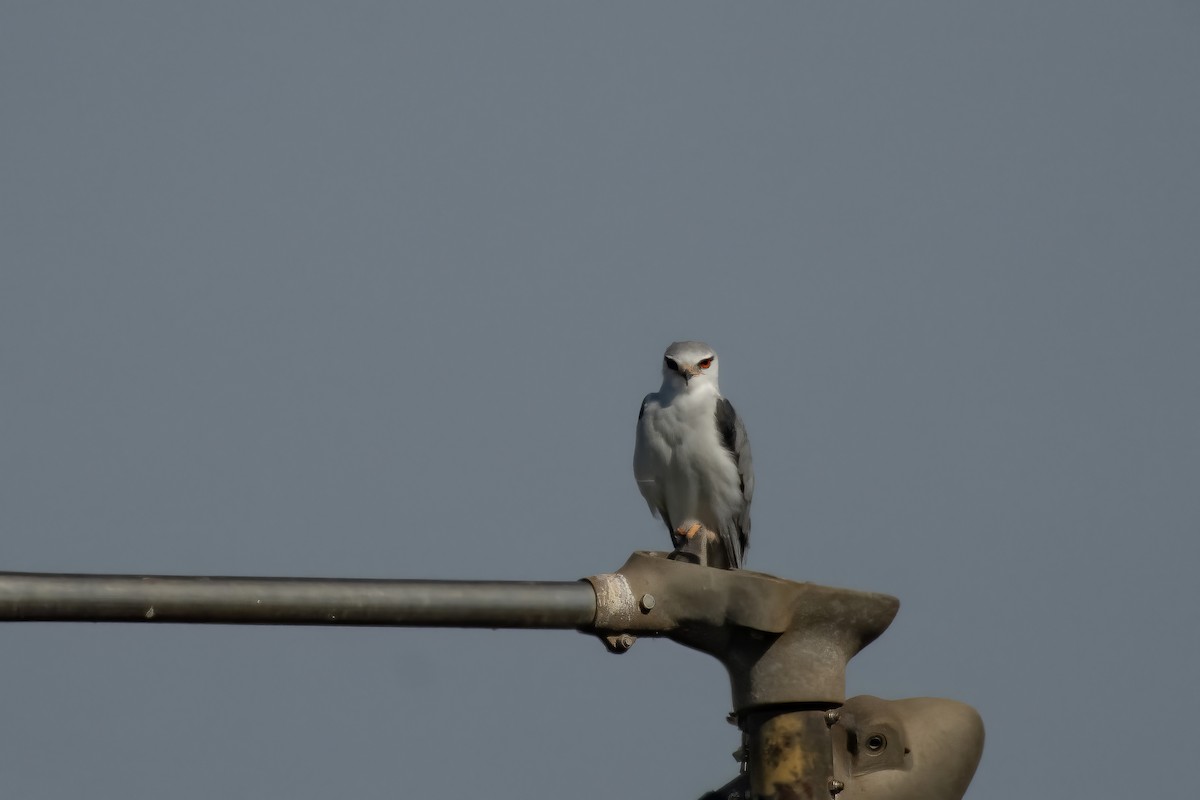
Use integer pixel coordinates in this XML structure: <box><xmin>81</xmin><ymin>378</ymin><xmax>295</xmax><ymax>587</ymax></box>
<box><xmin>638</xmin><ymin>397</ymin><xmax>648</xmax><ymax>420</ymax></box>
<box><xmin>715</xmin><ymin>398</ymin><xmax>738</xmax><ymax>455</ymax></box>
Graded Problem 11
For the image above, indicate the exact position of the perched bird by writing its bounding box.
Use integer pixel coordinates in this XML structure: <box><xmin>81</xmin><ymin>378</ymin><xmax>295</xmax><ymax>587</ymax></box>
<box><xmin>633</xmin><ymin>341</ymin><xmax>754</xmax><ymax>569</ymax></box>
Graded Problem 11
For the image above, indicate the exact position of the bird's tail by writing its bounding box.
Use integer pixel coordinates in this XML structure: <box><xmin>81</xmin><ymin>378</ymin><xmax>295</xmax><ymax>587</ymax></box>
<box><xmin>719</xmin><ymin>524</ymin><xmax>743</xmax><ymax>570</ymax></box>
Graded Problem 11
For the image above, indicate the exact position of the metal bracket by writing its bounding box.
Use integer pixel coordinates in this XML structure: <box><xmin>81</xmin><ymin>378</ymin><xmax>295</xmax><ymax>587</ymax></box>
<box><xmin>585</xmin><ymin>551</ymin><xmax>900</xmax><ymax>709</ymax></box>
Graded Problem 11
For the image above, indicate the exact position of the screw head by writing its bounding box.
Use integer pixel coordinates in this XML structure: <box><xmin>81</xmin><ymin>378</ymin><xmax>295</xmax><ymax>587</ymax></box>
<box><xmin>601</xmin><ymin>633</ymin><xmax>637</xmax><ymax>653</ymax></box>
<box><xmin>825</xmin><ymin>709</ymin><xmax>841</xmax><ymax>726</ymax></box>
<box><xmin>639</xmin><ymin>593</ymin><xmax>656</xmax><ymax>612</ymax></box>
<box><xmin>828</xmin><ymin>778</ymin><xmax>845</xmax><ymax>796</ymax></box>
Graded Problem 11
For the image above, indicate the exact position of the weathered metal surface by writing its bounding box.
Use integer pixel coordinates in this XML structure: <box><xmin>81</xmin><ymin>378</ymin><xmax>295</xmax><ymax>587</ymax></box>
<box><xmin>744</xmin><ymin>707</ymin><xmax>834</xmax><ymax>800</ymax></box>
<box><xmin>586</xmin><ymin>571</ymin><xmax>638</xmax><ymax>629</ymax></box>
<box><xmin>699</xmin><ymin>696</ymin><xmax>985</xmax><ymax>800</ymax></box>
<box><xmin>588</xmin><ymin>552</ymin><xmax>900</xmax><ymax>709</ymax></box>
<box><xmin>0</xmin><ymin>572</ymin><xmax>597</xmax><ymax>629</ymax></box>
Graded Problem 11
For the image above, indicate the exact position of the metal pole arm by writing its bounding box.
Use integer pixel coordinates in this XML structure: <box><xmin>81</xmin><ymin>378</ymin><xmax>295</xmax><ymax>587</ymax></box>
<box><xmin>0</xmin><ymin>572</ymin><xmax>597</xmax><ymax>629</ymax></box>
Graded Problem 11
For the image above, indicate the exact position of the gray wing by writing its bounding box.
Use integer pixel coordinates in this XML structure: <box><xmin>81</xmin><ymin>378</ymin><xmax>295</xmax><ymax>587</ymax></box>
<box><xmin>714</xmin><ymin>397</ymin><xmax>754</xmax><ymax>568</ymax></box>
<box><xmin>634</xmin><ymin>396</ymin><xmax>674</xmax><ymax>533</ymax></box>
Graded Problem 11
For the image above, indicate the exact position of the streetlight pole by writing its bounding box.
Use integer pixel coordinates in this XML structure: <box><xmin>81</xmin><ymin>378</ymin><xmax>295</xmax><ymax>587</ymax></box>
<box><xmin>0</xmin><ymin>553</ymin><xmax>982</xmax><ymax>800</ymax></box>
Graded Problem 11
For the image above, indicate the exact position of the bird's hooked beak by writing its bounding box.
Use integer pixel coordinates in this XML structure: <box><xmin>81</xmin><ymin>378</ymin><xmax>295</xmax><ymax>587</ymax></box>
<box><xmin>680</xmin><ymin>364</ymin><xmax>701</xmax><ymax>384</ymax></box>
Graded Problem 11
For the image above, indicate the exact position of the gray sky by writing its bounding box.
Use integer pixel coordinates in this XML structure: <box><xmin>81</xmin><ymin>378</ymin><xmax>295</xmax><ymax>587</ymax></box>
<box><xmin>2</xmin><ymin>3</ymin><xmax>1197</xmax><ymax>798</ymax></box>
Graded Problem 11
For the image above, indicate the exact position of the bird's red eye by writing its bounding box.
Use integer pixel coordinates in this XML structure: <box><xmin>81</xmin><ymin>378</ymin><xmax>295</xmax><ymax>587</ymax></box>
<box><xmin>698</xmin><ymin>358</ymin><xmax>713</xmax><ymax>369</ymax></box>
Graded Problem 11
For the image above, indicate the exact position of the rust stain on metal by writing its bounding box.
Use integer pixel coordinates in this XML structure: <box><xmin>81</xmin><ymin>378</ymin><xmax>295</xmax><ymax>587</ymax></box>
<box><xmin>749</xmin><ymin>710</ymin><xmax>832</xmax><ymax>800</ymax></box>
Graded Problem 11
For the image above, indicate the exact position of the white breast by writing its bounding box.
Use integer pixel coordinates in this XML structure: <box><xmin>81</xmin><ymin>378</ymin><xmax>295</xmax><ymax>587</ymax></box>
<box><xmin>634</xmin><ymin>387</ymin><xmax>742</xmax><ymax>532</ymax></box>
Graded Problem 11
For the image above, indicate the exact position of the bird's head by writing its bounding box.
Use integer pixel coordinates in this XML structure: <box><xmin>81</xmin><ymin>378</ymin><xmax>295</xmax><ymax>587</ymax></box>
<box><xmin>660</xmin><ymin>340</ymin><xmax>719</xmax><ymax>391</ymax></box>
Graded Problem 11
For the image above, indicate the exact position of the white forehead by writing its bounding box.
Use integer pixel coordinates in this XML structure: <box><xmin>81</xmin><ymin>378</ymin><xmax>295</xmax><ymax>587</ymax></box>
<box><xmin>663</xmin><ymin>340</ymin><xmax>716</xmax><ymax>363</ymax></box>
